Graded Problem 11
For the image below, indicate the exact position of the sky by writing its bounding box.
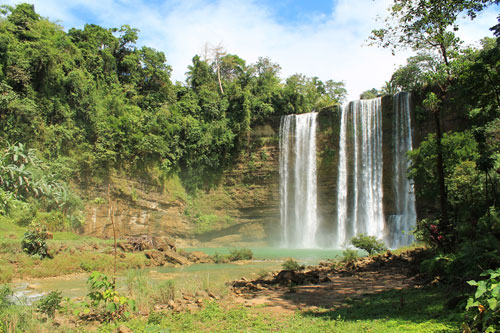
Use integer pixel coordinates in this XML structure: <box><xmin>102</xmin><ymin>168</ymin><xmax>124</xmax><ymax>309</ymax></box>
<box><xmin>2</xmin><ymin>0</ymin><xmax>499</xmax><ymax>100</ymax></box>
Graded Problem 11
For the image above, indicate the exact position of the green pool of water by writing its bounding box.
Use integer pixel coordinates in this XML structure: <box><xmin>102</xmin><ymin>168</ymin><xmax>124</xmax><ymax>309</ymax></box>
<box><xmin>181</xmin><ymin>247</ymin><xmax>343</xmax><ymax>265</ymax></box>
<box><xmin>11</xmin><ymin>247</ymin><xmax>343</xmax><ymax>302</ymax></box>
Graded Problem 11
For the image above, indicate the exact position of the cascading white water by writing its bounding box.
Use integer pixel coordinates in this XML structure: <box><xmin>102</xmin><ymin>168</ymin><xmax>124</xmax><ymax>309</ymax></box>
<box><xmin>279</xmin><ymin>112</ymin><xmax>319</xmax><ymax>248</ymax></box>
<box><xmin>388</xmin><ymin>92</ymin><xmax>416</xmax><ymax>247</ymax></box>
<box><xmin>336</xmin><ymin>98</ymin><xmax>385</xmax><ymax>247</ymax></box>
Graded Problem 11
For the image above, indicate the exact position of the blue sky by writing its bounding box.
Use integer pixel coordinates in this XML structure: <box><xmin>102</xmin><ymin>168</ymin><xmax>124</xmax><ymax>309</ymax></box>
<box><xmin>3</xmin><ymin>0</ymin><xmax>499</xmax><ymax>100</ymax></box>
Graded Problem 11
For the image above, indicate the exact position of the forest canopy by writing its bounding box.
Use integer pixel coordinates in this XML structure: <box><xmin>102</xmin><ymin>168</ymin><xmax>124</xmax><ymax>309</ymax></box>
<box><xmin>0</xmin><ymin>3</ymin><xmax>347</xmax><ymax>192</ymax></box>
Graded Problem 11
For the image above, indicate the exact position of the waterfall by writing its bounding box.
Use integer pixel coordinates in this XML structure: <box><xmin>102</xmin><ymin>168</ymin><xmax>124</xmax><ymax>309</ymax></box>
<box><xmin>336</xmin><ymin>98</ymin><xmax>385</xmax><ymax>247</ymax></box>
<box><xmin>388</xmin><ymin>92</ymin><xmax>416</xmax><ymax>247</ymax></box>
<box><xmin>279</xmin><ymin>112</ymin><xmax>319</xmax><ymax>248</ymax></box>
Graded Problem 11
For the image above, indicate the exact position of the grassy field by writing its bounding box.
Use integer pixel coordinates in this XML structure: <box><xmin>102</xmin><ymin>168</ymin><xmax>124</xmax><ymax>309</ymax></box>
<box><xmin>0</xmin><ymin>220</ymin><xmax>151</xmax><ymax>283</ymax></box>
<box><xmin>92</xmin><ymin>285</ymin><xmax>463</xmax><ymax>332</ymax></box>
<box><xmin>1</xmin><ymin>283</ymin><xmax>463</xmax><ymax>332</ymax></box>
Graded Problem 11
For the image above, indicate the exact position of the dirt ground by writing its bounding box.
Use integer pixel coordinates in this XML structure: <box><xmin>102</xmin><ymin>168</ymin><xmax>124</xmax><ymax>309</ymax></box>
<box><xmin>228</xmin><ymin>249</ymin><xmax>428</xmax><ymax>315</ymax></box>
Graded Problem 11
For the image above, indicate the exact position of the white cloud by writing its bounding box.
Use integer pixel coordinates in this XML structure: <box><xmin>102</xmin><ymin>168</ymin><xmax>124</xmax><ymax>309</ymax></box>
<box><xmin>3</xmin><ymin>0</ymin><xmax>499</xmax><ymax>101</ymax></box>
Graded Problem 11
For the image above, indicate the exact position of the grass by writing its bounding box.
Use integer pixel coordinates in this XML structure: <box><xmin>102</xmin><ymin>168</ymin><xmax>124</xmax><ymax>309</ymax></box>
<box><xmin>302</xmin><ymin>286</ymin><xmax>463</xmax><ymax>332</ymax></box>
<box><xmin>92</xmin><ymin>285</ymin><xmax>463</xmax><ymax>332</ymax></box>
<box><xmin>0</xmin><ymin>222</ymin><xmax>151</xmax><ymax>282</ymax></box>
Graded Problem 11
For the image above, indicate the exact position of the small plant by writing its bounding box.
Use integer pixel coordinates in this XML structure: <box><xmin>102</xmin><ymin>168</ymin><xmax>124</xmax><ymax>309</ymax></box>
<box><xmin>21</xmin><ymin>223</ymin><xmax>50</xmax><ymax>259</ymax></box>
<box><xmin>257</xmin><ymin>269</ymin><xmax>269</xmax><ymax>279</ymax></box>
<box><xmin>282</xmin><ymin>258</ymin><xmax>304</xmax><ymax>271</ymax></box>
<box><xmin>350</xmin><ymin>234</ymin><xmax>387</xmax><ymax>255</ymax></box>
<box><xmin>464</xmin><ymin>268</ymin><xmax>500</xmax><ymax>332</ymax></box>
<box><xmin>341</xmin><ymin>249</ymin><xmax>359</xmax><ymax>263</ymax></box>
<box><xmin>152</xmin><ymin>280</ymin><xmax>175</xmax><ymax>304</ymax></box>
<box><xmin>87</xmin><ymin>271</ymin><xmax>136</xmax><ymax>321</ymax></box>
<box><xmin>228</xmin><ymin>248</ymin><xmax>253</xmax><ymax>261</ymax></box>
<box><xmin>148</xmin><ymin>311</ymin><xmax>164</xmax><ymax>325</ymax></box>
<box><xmin>0</xmin><ymin>284</ymin><xmax>13</xmax><ymax>309</ymax></box>
<box><xmin>213</xmin><ymin>252</ymin><xmax>227</xmax><ymax>264</ymax></box>
<box><xmin>36</xmin><ymin>290</ymin><xmax>62</xmax><ymax>318</ymax></box>
<box><xmin>260</xmin><ymin>149</ymin><xmax>269</xmax><ymax>161</ymax></box>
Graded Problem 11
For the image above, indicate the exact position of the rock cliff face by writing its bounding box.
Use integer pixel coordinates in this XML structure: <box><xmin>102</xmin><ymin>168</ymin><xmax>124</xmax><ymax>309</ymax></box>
<box><xmin>82</xmin><ymin>95</ymin><xmax>467</xmax><ymax>246</ymax></box>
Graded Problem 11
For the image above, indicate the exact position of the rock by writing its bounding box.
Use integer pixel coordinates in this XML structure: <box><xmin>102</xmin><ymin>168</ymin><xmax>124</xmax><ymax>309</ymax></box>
<box><xmin>118</xmin><ymin>235</ymin><xmax>176</xmax><ymax>252</ymax></box>
<box><xmin>272</xmin><ymin>270</ymin><xmax>305</xmax><ymax>285</ymax></box>
<box><xmin>145</xmin><ymin>251</ymin><xmax>166</xmax><ymax>266</ymax></box>
<box><xmin>320</xmin><ymin>276</ymin><xmax>331</xmax><ymax>283</ymax></box>
<box><xmin>116</xmin><ymin>325</ymin><xmax>133</xmax><ymax>333</ymax></box>
<box><xmin>163</xmin><ymin>249</ymin><xmax>190</xmax><ymax>265</ymax></box>
<box><xmin>187</xmin><ymin>251</ymin><xmax>213</xmax><ymax>263</ymax></box>
<box><xmin>117</xmin><ymin>241</ymin><xmax>134</xmax><ymax>252</ymax></box>
<box><xmin>195</xmin><ymin>290</ymin><xmax>208</xmax><ymax>298</ymax></box>
<box><xmin>154</xmin><ymin>236</ymin><xmax>176</xmax><ymax>252</ymax></box>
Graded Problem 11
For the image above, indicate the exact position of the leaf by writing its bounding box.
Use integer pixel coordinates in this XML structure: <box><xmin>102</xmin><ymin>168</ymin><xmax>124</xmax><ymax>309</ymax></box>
<box><xmin>491</xmin><ymin>284</ymin><xmax>500</xmax><ymax>298</ymax></box>
<box><xmin>487</xmin><ymin>298</ymin><xmax>497</xmax><ymax>310</ymax></box>
<box><xmin>475</xmin><ymin>283</ymin><xmax>487</xmax><ymax>299</ymax></box>
<box><xmin>467</xmin><ymin>280</ymin><xmax>478</xmax><ymax>286</ymax></box>
<box><xmin>466</xmin><ymin>298</ymin><xmax>479</xmax><ymax>310</ymax></box>
<box><xmin>106</xmin><ymin>302</ymin><xmax>117</xmax><ymax>312</ymax></box>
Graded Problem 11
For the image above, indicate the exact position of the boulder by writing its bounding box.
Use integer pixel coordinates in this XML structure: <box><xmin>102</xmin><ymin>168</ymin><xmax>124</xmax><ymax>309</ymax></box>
<box><xmin>186</xmin><ymin>251</ymin><xmax>213</xmax><ymax>263</ymax></box>
<box><xmin>163</xmin><ymin>249</ymin><xmax>190</xmax><ymax>265</ymax></box>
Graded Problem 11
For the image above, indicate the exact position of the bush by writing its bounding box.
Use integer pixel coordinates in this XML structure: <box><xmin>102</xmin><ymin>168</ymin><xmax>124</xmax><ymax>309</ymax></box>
<box><xmin>152</xmin><ymin>280</ymin><xmax>175</xmax><ymax>304</ymax></box>
<box><xmin>0</xmin><ymin>285</ymin><xmax>13</xmax><ymax>310</ymax></box>
<box><xmin>227</xmin><ymin>248</ymin><xmax>253</xmax><ymax>261</ymax></box>
<box><xmin>87</xmin><ymin>271</ymin><xmax>136</xmax><ymax>321</ymax></box>
<box><xmin>341</xmin><ymin>249</ymin><xmax>359</xmax><ymax>263</ymax></box>
<box><xmin>21</xmin><ymin>224</ymin><xmax>50</xmax><ymax>259</ymax></box>
<box><xmin>464</xmin><ymin>268</ymin><xmax>500</xmax><ymax>332</ymax></box>
<box><xmin>350</xmin><ymin>234</ymin><xmax>387</xmax><ymax>255</ymax></box>
<box><xmin>36</xmin><ymin>291</ymin><xmax>62</xmax><ymax>318</ymax></box>
<box><xmin>213</xmin><ymin>252</ymin><xmax>228</xmax><ymax>264</ymax></box>
<box><xmin>282</xmin><ymin>258</ymin><xmax>304</xmax><ymax>271</ymax></box>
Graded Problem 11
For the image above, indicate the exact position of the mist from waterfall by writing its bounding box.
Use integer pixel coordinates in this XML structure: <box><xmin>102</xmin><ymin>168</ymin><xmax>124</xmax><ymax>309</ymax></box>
<box><xmin>336</xmin><ymin>98</ymin><xmax>385</xmax><ymax>247</ymax></box>
<box><xmin>279</xmin><ymin>112</ymin><xmax>319</xmax><ymax>248</ymax></box>
<box><xmin>388</xmin><ymin>92</ymin><xmax>416</xmax><ymax>247</ymax></box>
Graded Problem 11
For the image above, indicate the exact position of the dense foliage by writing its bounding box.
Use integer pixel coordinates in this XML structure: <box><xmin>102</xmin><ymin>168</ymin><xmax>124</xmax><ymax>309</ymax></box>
<box><xmin>0</xmin><ymin>3</ymin><xmax>346</xmax><ymax>195</ymax></box>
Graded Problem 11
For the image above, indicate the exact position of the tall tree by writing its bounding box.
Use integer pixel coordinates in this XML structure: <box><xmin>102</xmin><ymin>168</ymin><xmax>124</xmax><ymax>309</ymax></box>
<box><xmin>370</xmin><ymin>0</ymin><xmax>498</xmax><ymax>234</ymax></box>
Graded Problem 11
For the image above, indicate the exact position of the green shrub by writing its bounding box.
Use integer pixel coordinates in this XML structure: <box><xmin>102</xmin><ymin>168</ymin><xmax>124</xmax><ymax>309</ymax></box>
<box><xmin>228</xmin><ymin>248</ymin><xmax>253</xmax><ymax>261</ymax></box>
<box><xmin>341</xmin><ymin>249</ymin><xmax>359</xmax><ymax>263</ymax></box>
<box><xmin>36</xmin><ymin>291</ymin><xmax>62</xmax><ymax>318</ymax></box>
<box><xmin>21</xmin><ymin>224</ymin><xmax>50</xmax><ymax>259</ymax></box>
<box><xmin>464</xmin><ymin>268</ymin><xmax>500</xmax><ymax>332</ymax></box>
<box><xmin>148</xmin><ymin>311</ymin><xmax>164</xmax><ymax>325</ymax></box>
<box><xmin>282</xmin><ymin>258</ymin><xmax>304</xmax><ymax>271</ymax></box>
<box><xmin>33</xmin><ymin>211</ymin><xmax>66</xmax><ymax>232</ymax></box>
<box><xmin>213</xmin><ymin>252</ymin><xmax>228</xmax><ymax>264</ymax></box>
<box><xmin>0</xmin><ymin>285</ymin><xmax>12</xmax><ymax>309</ymax></box>
<box><xmin>152</xmin><ymin>280</ymin><xmax>175</xmax><ymax>304</ymax></box>
<box><xmin>350</xmin><ymin>234</ymin><xmax>387</xmax><ymax>255</ymax></box>
<box><xmin>87</xmin><ymin>271</ymin><xmax>136</xmax><ymax>321</ymax></box>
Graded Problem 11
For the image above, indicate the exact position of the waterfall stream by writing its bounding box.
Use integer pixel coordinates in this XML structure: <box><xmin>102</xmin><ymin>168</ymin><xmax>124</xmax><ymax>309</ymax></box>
<box><xmin>388</xmin><ymin>92</ymin><xmax>416</xmax><ymax>247</ymax></box>
<box><xmin>336</xmin><ymin>98</ymin><xmax>385</xmax><ymax>247</ymax></box>
<box><xmin>279</xmin><ymin>112</ymin><xmax>319</xmax><ymax>248</ymax></box>
<box><xmin>279</xmin><ymin>94</ymin><xmax>416</xmax><ymax>249</ymax></box>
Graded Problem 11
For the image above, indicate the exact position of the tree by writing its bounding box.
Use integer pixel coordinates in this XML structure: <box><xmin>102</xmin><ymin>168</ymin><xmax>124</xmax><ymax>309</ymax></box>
<box><xmin>360</xmin><ymin>88</ymin><xmax>380</xmax><ymax>100</ymax></box>
<box><xmin>350</xmin><ymin>234</ymin><xmax>387</xmax><ymax>255</ymax></box>
<box><xmin>370</xmin><ymin>0</ymin><xmax>497</xmax><ymax>233</ymax></box>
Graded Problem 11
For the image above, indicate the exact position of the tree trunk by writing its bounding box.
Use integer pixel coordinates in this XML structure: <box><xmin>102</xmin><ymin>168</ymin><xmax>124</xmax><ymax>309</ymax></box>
<box><xmin>434</xmin><ymin>109</ymin><xmax>448</xmax><ymax>226</ymax></box>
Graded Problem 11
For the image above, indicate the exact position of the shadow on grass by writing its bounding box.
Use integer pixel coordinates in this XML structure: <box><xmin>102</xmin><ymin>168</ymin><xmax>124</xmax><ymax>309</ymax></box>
<box><xmin>301</xmin><ymin>286</ymin><xmax>464</xmax><ymax>326</ymax></box>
